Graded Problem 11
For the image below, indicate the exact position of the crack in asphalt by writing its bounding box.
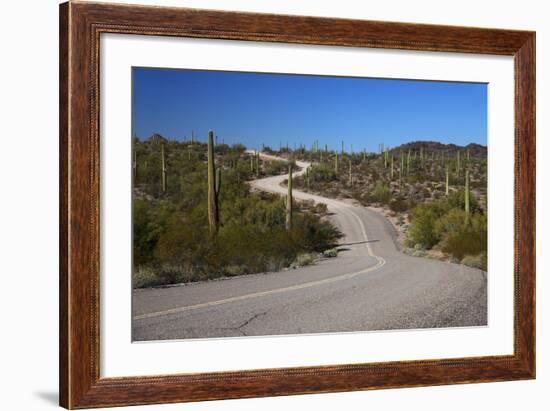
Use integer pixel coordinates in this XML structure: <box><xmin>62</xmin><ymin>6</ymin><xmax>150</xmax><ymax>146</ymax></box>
<box><xmin>216</xmin><ymin>311</ymin><xmax>270</xmax><ymax>336</ymax></box>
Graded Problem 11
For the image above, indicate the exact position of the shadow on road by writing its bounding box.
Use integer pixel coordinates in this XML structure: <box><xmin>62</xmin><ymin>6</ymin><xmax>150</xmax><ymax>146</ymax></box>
<box><xmin>338</xmin><ymin>239</ymin><xmax>380</xmax><ymax>247</ymax></box>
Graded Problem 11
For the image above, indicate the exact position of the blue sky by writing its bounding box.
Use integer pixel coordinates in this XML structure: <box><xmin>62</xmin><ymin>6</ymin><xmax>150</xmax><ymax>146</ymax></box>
<box><xmin>132</xmin><ymin>67</ymin><xmax>487</xmax><ymax>152</ymax></box>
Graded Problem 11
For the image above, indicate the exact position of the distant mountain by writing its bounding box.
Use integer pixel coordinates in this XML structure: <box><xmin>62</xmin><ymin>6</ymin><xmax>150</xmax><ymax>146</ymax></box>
<box><xmin>389</xmin><ymin>141</ymin><xmax>487</xmax><ymax>157</ymax></box>
<box><xmin>145</xmin><ymin>133</ymin><xmax>168</xmax><ymax>143</ymax></box>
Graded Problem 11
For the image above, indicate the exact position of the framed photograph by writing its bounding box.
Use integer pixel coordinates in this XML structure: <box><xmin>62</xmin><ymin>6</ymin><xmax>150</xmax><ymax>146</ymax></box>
<box><xmin>59</xmin><ymin>1</ymin><xmax>535</xmax><ymax>408</ymax></box>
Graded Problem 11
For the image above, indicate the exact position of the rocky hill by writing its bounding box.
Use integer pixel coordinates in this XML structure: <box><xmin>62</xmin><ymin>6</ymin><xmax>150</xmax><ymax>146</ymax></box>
<box><xmin>389</xmin><ymin>141</ymin><xmax>487</xmax><ymax>158</ymax></box>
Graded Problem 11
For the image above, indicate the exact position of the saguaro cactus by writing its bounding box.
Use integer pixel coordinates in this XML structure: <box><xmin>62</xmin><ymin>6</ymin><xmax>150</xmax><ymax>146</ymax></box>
<box><xmin>398</xmin><ymin>168</ymin><xmax>402</xmax><ymax>190</ymax></box>
<box><xmin>161</xmin><ymin>143</ymin><xmax>167</xmax><ymax>192</ymax></box>
<box><xmin>215</xmin><ymin>167</ymin><xmax>222</xmax><ymax>198</ymax></box>
<box><xmin>348</xmin><ymin>159</ymin><xmax>353</xmax><ymax>186</ymax></box>
<box><xmin>456</xmin><ymin>150</ymin><xmax>461</xmax><ymax>175</ymax></box>
<box><xmin>133</xmin><ymin>149</ymin><xmax>138</xmax><ymax>183</ymax></box>
<box><xmin>390</xmin><ymin>155</ymin><xmax>394</xmax><ymax>179</ymax></box>
<box><xmin>341</xmin><ymin>140</ymin><xmax>345</xmax><ymax>155</ymax></box>
<box><xmin>465</xmin><ymin>169</ymin><xmax>470</xmax><ymax>213</ymax></box>
<box><xmin>445</xmin><ymin>166</ymin><xmax>450</xmax><ymax>196</ymax></box>
<box><xmin>207</xmin><ymin>130</ymin><xmax>219</xmax><ymax>236</ymax></box>
<box><xmin>286</xmin><ymin>165</ymin><xmax>293</xmax><ymax>231</ymax></box>
<box><xmin>335</xmin><ymin>153</ymin><xmax>339</xmax><ymax>174</ymax></box>
<box><xmin>407</xmin><ymin>149</ymin><xmax>411</xmax><ymax>176</ymax></box>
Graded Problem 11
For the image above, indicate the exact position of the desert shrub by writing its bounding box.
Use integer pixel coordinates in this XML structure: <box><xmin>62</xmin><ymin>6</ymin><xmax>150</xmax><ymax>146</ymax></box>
<box><xmin>292</xmin><ymin>253</ymin><xmax>316</xmax><ymax>268</ymax></box>
<box><xmin>434</xmin><ymin>208</ymin><xmax>469</xmax><ymax>240</ymax></box>
<box><xmin>445</xmin><ymin>190</ymin><xmax>479</xmax><ymax>213</ymax></box>
<box><xmin>133</xmin><ymin>199</ymin><xmax>175</xmax><ymax>266</ymax></box>
<box><xmin>133</xmin><ymin>266</ymin><xmax>159</xmax><ymax>289</ymax></box>
<box><xmin>371</xmin><ymin>182</ymin><xmax>392</xmax><ymax>204</ymax></box>
<box><xmin>406</xmin><ymin>192</ymin><xmax>487</xmax><ymax>261</ymax></box>
<box><xmin>156</xmin><ymin>263</ymin><xmax>200</xmax><ymax>284</ymax></box>
<box><xmin>223</xmin><ymin>265</ymin><xmax>248</xmax><ymax>276</ymax></box>
<box><xmin>461</xmin><ymin>252</ymin><xmax>487</xmax><ymax>271</ymax></box>
<box><xmin>322</xmin><ymin>248</ymin><xmax>338</xmax><ymax>258</ymax></box>
<box><xmin>292</xmin><ymin>213</ymin><xmax>342</xmax><ymax>252</ymax></box>
<box><xmin>389</xmin><ymin>197</ymin><xmax>409</xmax><ymax>212</ymax></box>
<box><xmin>311</xmin><ymin>202</ymin><xmax>328</xmax><ymax>214</ymax></box>
<box><xmin>309</xmin><ymin>163</ymin><xmax>337</xmax><ymax>182</ymax></box>
<box><xmin>439</xmin><ymin>213</ymin><xmax>487</xmax><ymax>260</ymax></box>
<box><xmin>406</xmin><ymin>204</ymin><xmax>440</xmax><ymax>248</ymax></box>
<box><xmin>264</xmin><ymin>160</ymin><xmax>294</xmax><ymax>176</ymax></box>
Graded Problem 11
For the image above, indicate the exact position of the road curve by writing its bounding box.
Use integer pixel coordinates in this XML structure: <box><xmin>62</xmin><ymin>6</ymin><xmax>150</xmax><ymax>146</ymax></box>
<box><xmin>133</xmin><ymin>153</ymin><xmax>487</xmax><ymax>341</ymax></box>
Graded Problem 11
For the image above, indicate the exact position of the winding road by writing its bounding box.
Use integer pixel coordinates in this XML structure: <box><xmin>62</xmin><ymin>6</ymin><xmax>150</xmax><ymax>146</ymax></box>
<box><xmin>132</xmin><ymin>153</ymin><xmax>487</xmax><ymax>341</ymax></box>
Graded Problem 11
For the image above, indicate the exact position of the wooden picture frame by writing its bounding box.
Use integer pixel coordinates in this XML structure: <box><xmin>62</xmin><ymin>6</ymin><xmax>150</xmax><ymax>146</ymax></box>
<box><xmin>59</xmin><ymin>1</ymin><xmax>535</xmax><ymax>408</ymax></box>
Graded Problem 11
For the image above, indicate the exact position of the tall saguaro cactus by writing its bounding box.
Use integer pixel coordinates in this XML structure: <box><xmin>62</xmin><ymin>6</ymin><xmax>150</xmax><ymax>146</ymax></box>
<box><xmin>465</xmin><ymin>169</ymin><xmax>470</xmax><ymax>214</ymax></box>
<box><xmin>207</xmin><ymin>131</ymin><xmax>219</xmax><ymax>236</ymax></box>
<box><xmin>133</xmin><ymin>149</ymin><xmax>138</xmax><ymax>183</ymax></box>
<box><xmin>334</xmin><ymin>153</ymin><xmax>339</xmax><ymax>174</ymax></box>
<box><xmin>445</xmin><ymin>166</ymin><xmax>450</xmax><ymax>196</ymax></box>
<box><xmin>348</xmin><ymin>159</ymin><xmax>353</xmax><ymax>186</ymax></box>
<box><xmin>161</xmin><ymin>143</ymin><xmax>167</xmax><ymax>193</ymax></box>
<box><xmin>390</xmin><ymin>155</ymin><xmax>394</xmax><ymax>179</ymax></box>
<box><xmin>286</xmin><ymin>165</ymin><xmax>293</xmax><ymax>231</ymax></box>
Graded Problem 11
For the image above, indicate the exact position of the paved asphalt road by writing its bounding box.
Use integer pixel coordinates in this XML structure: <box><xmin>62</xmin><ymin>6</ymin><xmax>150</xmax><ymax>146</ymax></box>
<box><xmin>133</xmin><ymin>153</ymin><xmax>487</xmax><ymax>341</ymax></box>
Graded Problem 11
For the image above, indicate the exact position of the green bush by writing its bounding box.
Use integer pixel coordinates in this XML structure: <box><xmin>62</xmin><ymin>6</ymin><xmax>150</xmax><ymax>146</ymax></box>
<box><xmin>461</xmin><ymin>252</ymin><xmax>487</xmax><ymax>271</ymax></box>
<box><xmin>371</xmin><ymin>182</ymin><xmax>392</xmax><ymax>204</ymax></box>
<box><xmin>264</xmin><ymin>160</ymin><xmax>294</xmax><ymax>176</ymax></box>
<box><xmin>406</xmin><ymin>204</ymin><xmax>441</xmax><ymax>248</ymax></box>
<box><xmin>322</xmin><ymin>248</ymin><xmax>338</xmax><ymax>258</ymax></box>
<box><xmin>406</xmin><ymin>194</ymin><xmax>487</xmax><ymax>265</ymax></box>
<box><xmin>132</xmin><ymin>266</ymin><xmax>159</xmax><ymax>289</ymax></box>
<box><xmin>389</xmin><ymin>197</ymin><xmax>410</xmax><ymax>212</ymax></box>
<box><xmin>439</xmin><ymin>213</ymin><xmax>487</xmax><ymax>260</ymax></box>
<box><xmin>292</xmin><ymin>253</ymin><xmax>316</xmax><ymax>268</ymax></box>
<box><xmin>309</xmin><ymin>163</ymin><xmax>337</xmax><ymax>182</ymax></box>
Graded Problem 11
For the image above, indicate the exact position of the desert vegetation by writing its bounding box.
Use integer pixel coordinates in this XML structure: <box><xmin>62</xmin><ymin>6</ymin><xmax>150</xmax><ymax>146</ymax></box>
<box><xmin>271</xmin><ymin>140</ymin><xmax>488</xmax><ymax>270</ymax></box>
<box><xmin>132</xmin><ymin>133</ymin><xmax>341</xmax><ymax>288</ymax></box>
